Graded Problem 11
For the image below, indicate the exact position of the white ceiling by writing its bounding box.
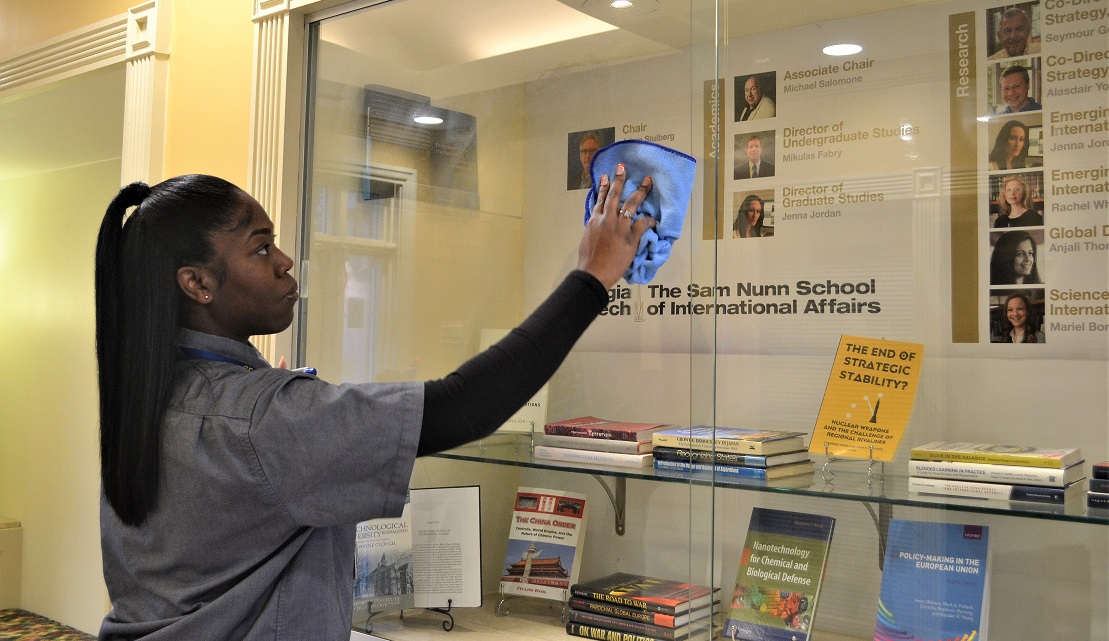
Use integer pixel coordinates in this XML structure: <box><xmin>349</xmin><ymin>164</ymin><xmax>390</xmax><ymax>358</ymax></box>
<box><xmin>320</xmin><ymin>0</ymin><xmax>949</xmax><ymax>78</ymax></box>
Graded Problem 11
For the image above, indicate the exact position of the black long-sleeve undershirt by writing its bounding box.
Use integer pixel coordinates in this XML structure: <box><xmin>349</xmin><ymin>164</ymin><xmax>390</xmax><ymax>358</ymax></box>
<box><xmin>418</xmin><ymin>270</ymin><xmax>608</xmax><ymax>455</ymax></box>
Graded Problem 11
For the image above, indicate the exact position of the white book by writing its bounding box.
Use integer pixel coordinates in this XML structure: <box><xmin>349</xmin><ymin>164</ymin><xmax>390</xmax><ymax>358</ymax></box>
<box><xmin>907</xmin><ymin>459</ymin><xmax>1086</xmax><ymax>488</ymax></box>
<box><xmin>533</xmin><ymin>444</ymin><xmax>654</xmax><ymax>468</ymax></box>
<box><xmin>534</xmin><ymin>432</ymin><xmax>653</xmax><ymax>454</ymax></box>
<box><xmin>352</xmin><ymin>486</ymin><xmax>482</xmax><ymax>626</ymax></box>
<box><xmin>907</xmin><ymin>476</ymin><xmax>1084</xmax><ymax>505</ymax></box>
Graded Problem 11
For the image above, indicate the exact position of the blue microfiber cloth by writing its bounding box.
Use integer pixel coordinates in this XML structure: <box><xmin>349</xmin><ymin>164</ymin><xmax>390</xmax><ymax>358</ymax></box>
<box><xmin>584</xmin><ymin>140</ymin><xmax>697</xmax><ymax>284</ymax></box>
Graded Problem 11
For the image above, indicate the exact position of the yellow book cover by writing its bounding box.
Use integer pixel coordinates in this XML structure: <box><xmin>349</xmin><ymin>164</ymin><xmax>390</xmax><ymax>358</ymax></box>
<box><xmin>809</xmin><ymin>336</ymin><xmax>924</xmax><ymax>462</ymax></box>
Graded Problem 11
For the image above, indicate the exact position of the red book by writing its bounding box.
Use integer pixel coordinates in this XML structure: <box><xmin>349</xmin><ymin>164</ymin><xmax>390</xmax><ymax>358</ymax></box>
<box><xmin>570</xmin><ymin>572</ymin><xmax>719</xmax><ymax>615</ymax></box>
<box><xmin>544</xmin><ymin>416</ymin><xmax>673</xmax><ymax>442</ymax></box>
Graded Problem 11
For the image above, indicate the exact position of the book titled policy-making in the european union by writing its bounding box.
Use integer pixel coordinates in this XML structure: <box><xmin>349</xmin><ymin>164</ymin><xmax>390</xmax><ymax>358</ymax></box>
<box><xmin>874</xmin><ymin>519</ymin><xmax>990</xmax><ymax>641</ymax></box>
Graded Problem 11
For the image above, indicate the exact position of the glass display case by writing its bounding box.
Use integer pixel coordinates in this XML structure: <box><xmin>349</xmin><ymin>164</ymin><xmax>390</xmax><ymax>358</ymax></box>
<box><xmin>295</xmin><ymin>1</ymin><xmax>1108</xmax><ymax>639</ymax></box>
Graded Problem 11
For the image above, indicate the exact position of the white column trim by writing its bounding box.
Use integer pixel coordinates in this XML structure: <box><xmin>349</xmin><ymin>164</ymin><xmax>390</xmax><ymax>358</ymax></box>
<box><xmin>122</xmin><ymin>0</ymin><xmax>172</xmax><ymax>185</ymax></box>
<box><xmin>249</xmin><ymin>1</ymin><xmax>296</xmax><ymax>362</ymax></box>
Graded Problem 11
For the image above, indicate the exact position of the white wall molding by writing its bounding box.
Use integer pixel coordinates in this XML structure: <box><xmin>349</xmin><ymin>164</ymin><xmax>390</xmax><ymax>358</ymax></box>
<box><xmin>0</xmin><ymin>14</ymin><xmax>128</xmax><ymax>99</ymax></box>
<box><xmin>0</xmin><ymin>2</ymin><xmax>171</xmax><ymax>186</ymax></box>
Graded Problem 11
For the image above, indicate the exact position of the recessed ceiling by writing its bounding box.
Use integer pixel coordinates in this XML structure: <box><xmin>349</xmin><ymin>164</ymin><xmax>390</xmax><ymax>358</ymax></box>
<box><xmin>319</xmin><ymin>0</ymin><xmax>950</xmax><ymax>92</ymax></box>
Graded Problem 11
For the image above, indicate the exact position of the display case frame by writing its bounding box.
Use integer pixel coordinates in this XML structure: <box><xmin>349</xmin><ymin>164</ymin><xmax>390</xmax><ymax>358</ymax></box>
<box><xmin>287</xmin><ymin>1</ymin><xmax>1109</xmax><ymax>639</ymax></box>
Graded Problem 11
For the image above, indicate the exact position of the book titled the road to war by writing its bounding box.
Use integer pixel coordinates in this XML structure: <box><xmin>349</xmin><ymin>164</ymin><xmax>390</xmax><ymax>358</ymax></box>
<box><xmin>570</xmin><ymin>572</ymin><xmax>718</xmax><ymax>615</ymax></box>
<box><xmin>545</xmin><ymin>416</ymin><xmax>673</xmax><ymax>442</ymax></box>
<box><xmin>567</xmin><ymin>595</ymin><xmax>716</xmax><ymax>628</ymax></box>
<box><xmin>499</xmin><ymin>487</ymin><xmax>587</xmax><ymax>601</ymax></box>
<box><xmin>722</xmin><ymin>507</ymin><xmax>836</xmax><ymax>641</ymax></box>
<box><xmin>874</xmin><ymin>519</ymin><xmax>990</xmax><ymax>641</ymax></box>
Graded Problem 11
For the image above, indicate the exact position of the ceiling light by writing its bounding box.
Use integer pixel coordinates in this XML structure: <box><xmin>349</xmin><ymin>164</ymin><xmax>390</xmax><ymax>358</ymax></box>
<box><xmin>413</xmin><ymin>115</ymin><xmax>443</xmax><ymax>125</ymax></box>
<box><xmin>611</xmin><ymin>0</ymin><xmax>634</xmax><ymax>7</ymax></box>
<box><xmin>823</xmin><ymin>44</ymin><xmax>862</xmax><ymax>56</ymax></box>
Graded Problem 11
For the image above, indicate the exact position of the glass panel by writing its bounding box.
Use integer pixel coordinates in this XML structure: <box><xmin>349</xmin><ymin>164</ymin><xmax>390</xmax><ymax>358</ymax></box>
<box><xmin>299</xmin><ymin>0</ymin><xmax>1107</xmax><ymax>639</ymax></box>
<box><xmin>301</xmin><ymin>1</ymin><xmax>715</xmax><ymax>637</ymax></box>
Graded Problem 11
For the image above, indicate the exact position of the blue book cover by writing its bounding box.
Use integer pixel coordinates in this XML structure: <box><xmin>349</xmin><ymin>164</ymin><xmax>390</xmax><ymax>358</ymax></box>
<box><xmin>873</xmin><ymin>520</ymin><xmax>990</xmax><ymax>641</ymax></box>
<box><xmin>653</xmin><ymin>458</ymin><xmax>812</xmax><ymax>480</ymax></box>
<box><xmin>722</xmin><ymin>508</ymin><xmax>836</xmax><ymax>641</ymax></box>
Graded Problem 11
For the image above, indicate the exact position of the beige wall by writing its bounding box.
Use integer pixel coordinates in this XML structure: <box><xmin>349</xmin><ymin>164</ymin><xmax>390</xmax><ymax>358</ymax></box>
<box><xmin>0</xmin><ymin>0</ymin><xmax>255</xmax><ymax>632</ymax></box>
<box><xmin>163</xmin><ymin>0</ymin><xmax>254</xmax><ymax>185</ymax></box>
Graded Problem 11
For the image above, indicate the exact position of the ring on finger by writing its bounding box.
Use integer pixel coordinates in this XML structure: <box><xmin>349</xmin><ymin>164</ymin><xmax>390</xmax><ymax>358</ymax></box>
<box><xmin>620</xmin><ymin>209</ymin><xmax>634</xmax><ymax>219</ymax></box>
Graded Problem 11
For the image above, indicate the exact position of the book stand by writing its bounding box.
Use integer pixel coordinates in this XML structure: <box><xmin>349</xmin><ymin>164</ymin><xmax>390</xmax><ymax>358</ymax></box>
<box><xmin>495</xmin><ymin>587</ymin><xmax>568</xmax><ymax>623</ymax></box>
<box><xmin>819</xmin><ymin>442</ymin><xmax>883</xmax><ymax>483</ymax></box>
<box><xmin>819</xmin><ymin>443</ymin><xmax>892</xmax><ymax>569</ymax></box>
<box><xmin>357</xmin><ymin>600</ymin><xmax>455</xmax><ymax>634</ymax></box>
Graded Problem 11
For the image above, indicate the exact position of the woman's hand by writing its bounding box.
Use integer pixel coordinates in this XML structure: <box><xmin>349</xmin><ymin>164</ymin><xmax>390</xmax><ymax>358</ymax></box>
<box><xmin>577</xmin><ymin>163</ymin><xmax>654</xmax><ymax>290</ymax></box>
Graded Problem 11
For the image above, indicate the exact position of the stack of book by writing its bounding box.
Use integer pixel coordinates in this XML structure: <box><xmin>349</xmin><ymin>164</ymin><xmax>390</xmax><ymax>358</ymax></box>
<box><xmin>567</xmin><ymin>572</ymin><xmax>719</xmax><ymax>641</ymax></box>
<box><xmin>907</xmin><ymin>441</ymin><xmax>1086</xmax><ymax>505</ymax></box>
<box><xmin>533</xmin><ymin>416</ymin><xmax>673</xmax><ymax>468</ymax></box>
<box><xmin>1088</xmin><ymin>461</ymin><xmax>1109</xmax><ymax>510</ymax></box>
<box><xmin>649</xmin><ymin>425</ymin><xmax>814</xmax><ymax>484</ymax></box>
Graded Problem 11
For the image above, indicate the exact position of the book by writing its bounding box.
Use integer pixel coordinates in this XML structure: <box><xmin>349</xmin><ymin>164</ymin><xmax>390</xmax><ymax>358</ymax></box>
<box><xmin>907</xmin><ymin>476</ymin><xmax>1085</xmax><ymax>505</ymax></box>
<box><xmin>910</xmin><ymin>441</ymin><xmax>1083</xmax><ymax>469</ymax></box>
<box><xmin>565</xmin><ymin>621</ymin><xmax>710</xmax><ymax>641</ymax></box>
<box><xmin>353</xmin><ymin>499</ymin><xmax>415</xmax><ymax>617</ymax></box>
<box><xmin>907</xmin><ymin>458</ymin><xmax>1086</xmax><ymax>488</ymax></box>
<box><xmin>480</xmin><ymin>329</ymin><xmax>548</xmax><ymax>433</ymax></box>
<box><xmin>352</xmin><ymin>486</ymin><xmax>482</xmax><ymax>623</ymax></box>
<box><xmin>1089</xmin><ymin>478</ymin><xmax>1109</xmax><ymax>494</ymax></box>
<box><xmin>545</xmin><ymin>416</ymin><xmax>673</xmax><ymax>442</ymax></box>
<box><xmin>535</xmin><ymin>432</ymin><xmax>654</xmax><ymax>454</ymax></box>
<box><xmin>499</xmin><ymin>487</ymin><xmax>587</xmax><ymax>601</ymax></box>
<box><xmin>651</xmin><ymin>446</ymin><xmax>810</xmax><ymax>468</ymax></box>
<box><xmin>570</xmin><ymin>572</ymin><xmax>718</xmax><ymax>615</ymax></box>
<box><xmin>1093</xmin><ymin>461</ymin><xmax>1109</xmax><ymax>480</ymax></box>
<box><xmin>722</xmin><ymin>507</ymin><xmax>836</xmax><ymax>641</ymax></box>
<box><xmin>873</xmin><ymin>520</ymin><xmax>989</xmax><ymax>641</ymax></box>
<box><xmin>566</xmin><ymin>608</ymin><xmax>710</xmax><ymax>640</ymax></box>
<box><xmin>533</xmin><ymin>444</ymin><xmax>654</xmax><ymax>468</ymax></box>
<box><xmin>653</xmin><ymin>458</ymin><xmax>814</xmax><ymax>480</ymax></box>
<box><xmin>567</xmin><ymin>595</ymin><xmax>716</xmax><ymax>628</ymax></box>
<box><xmin>651</xmin><ymin>468</ymin><xmax>815</xmax><ymax>489</ymax></box>
<box><xmin>1087</xmin><ymin>491</ymin><xmax>1109</xmax><ymax>510</ymax></box>
<box><xmin>651</xmin><ymin>425</ymin><xmax>807</xmax><ymax>455</ymax></box>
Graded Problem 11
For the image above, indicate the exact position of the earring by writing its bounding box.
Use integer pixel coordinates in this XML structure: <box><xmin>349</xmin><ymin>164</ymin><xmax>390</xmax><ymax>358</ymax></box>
<box><xmin>204</xmin><ymin>294</ymin><xmax>210</xmax><ymax>300</ymax></box>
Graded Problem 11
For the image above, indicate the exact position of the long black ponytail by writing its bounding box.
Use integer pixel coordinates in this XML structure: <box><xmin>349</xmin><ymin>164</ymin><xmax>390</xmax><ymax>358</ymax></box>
<box><xmin>95</xmin><ymin>175</ymin><xmax>247</xmax><ymax>526</ymax></box>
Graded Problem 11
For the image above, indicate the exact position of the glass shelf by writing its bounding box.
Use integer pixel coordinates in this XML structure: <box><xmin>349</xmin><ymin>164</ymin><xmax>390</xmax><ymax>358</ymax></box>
<box><xmin>430</xmin><ymin>433</ymin><xmax>1109</xmax><ymax>526</ymax></box>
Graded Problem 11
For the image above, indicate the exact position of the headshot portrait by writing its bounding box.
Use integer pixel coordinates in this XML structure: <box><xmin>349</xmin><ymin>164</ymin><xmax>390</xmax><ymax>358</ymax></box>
<box><xmin>988</xmin><ymin>116</ymin><xmax>1042</xmax><ymax>170</ymax></box>
<box><xmin>989</xmin><ymin>289</ymin><xmax>1045</xmax><ymax>344</ymax></box>
<box><xmin>732</xmin><ymin>190</ymin><xmax>775</xmax><ymax>238</ymax></box>
<box><xmin>567</xmin><ymin>127</ymin><xmax>615</xmax><ymax>190</ymax></box>
<box><xmin>986</xmin><ymin>4</ymin><xmax>1040</xmax><ymax>60</ymax></box>
<box><xmin>734</xmin><ymin>131</ymin><xmax>776</xmax><ymax>180</ymax></box>
<box><xmin>735</xmin><ymin>72</ymin><xmax>776</xmax><ymax>122</ymax></box>
<box><xmin>989</xmin><ymin>62</ymin><xmax>1042</xmax><ymax>115</ymax></box>
<box><xmin>990</xmin><ymin>172</ymin><xmax>1044</xmax><ymax>228</ymax></box>
<box><xmin>990</xmin><ymin>229</ymin><xmax>1044</xmax><ymax>286</ymax></box>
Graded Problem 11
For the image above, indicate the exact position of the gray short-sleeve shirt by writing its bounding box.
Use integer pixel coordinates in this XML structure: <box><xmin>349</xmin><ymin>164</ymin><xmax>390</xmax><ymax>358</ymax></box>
<box><xmin>99</xmin><ymin>330</ymin><xmax>423</xmax><ymax>640</ymax></box>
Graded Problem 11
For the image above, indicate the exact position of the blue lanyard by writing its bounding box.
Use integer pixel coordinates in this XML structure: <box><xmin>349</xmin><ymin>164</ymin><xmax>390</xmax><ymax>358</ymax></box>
<box><xmin>180</xmin><ymin>347</ymin><xmax>255</xmax><ymax>371</ymax></box>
